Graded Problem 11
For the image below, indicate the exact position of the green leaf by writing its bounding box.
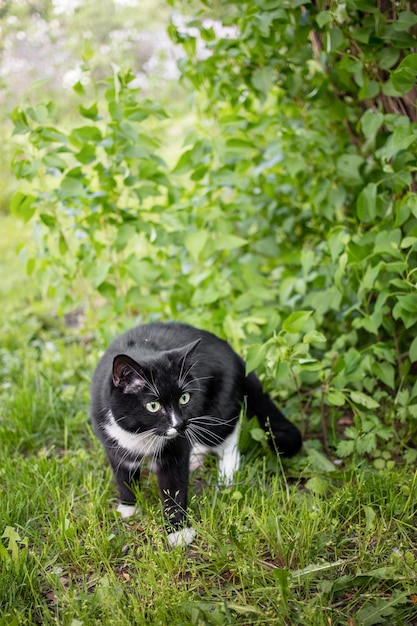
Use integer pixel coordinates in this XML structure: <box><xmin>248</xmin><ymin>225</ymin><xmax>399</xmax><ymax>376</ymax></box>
<box><xmin>358</xmin><ymin>79</ymin><xmax>379</xmax><ymax>100</ymax></box>
<box><xmin>336</xmin><ymin>154</ymin><xmax>364</xmax><ymax>186</ymax></box>
<box><xmin>391</xmin><ymin>53</ymin><xmax>417</xmax><ymax>94</ymax></box>
<box><xmin>70</xmin><ymin>125</ymin><xmax>102</xmax><ymax>145</ymax></box>
<box><xmin>327</xmin><ymin>390</ymin><xmax>346</xmax><ymax>407</ymax></box>
<box><xmin>2</xmin><ymin>527</ymin><xmax>22</xmax><ymax>562</ymax></box>
<box><xmin>356</xmin><ymin>183</ymin><xmax>377</xmax><ymax>222</ymax></box>
<box><xmin>251</xmin><ymin>67</ymin><xmax>275</xmax><ymax>95</ymax></box>
<box><xmin>393</xmin><ymin>11</ymin><xmax>417</xmax><ymax>32</ymax></box>
<box><xmin>190</xmin><ymin>280</ymin><xmax>230</xmax><ymax>306</ymax></box>
<box><xmin>11</xmin><ymin>107</ymin><xmax>31</xmax><ymax>135</ymax></box>
<box><xmin>303</xmin><ymin>330</ymin><xmax>326</xmax><ymax>344</ymax></box>
<box><xmin>400</xmin><ymin>236</ymin><xmax>417</xmax><ymax>249</ymax></box>
<box><xmin>10</xmin><ymin>192</ymin><xmax>36</xmax><ymax>222</ymax></box>
<box><xmin>305</xmin><ymin>476</ymin><xmax>330</xmax><ymax>496</ymax></box>
<box><xmin>250</xmin><ymin>427</ymin><xmax>266</xmax><ymax>442</ymax></box>
<box><xmin>377</xmin><ymin>47</ymin><xmax>400</xmax><ymax>70</ymax></box>
<box><xmin>282</xmin><ymin>311</ymin><xmax>312</xmax><ymax>334</ymax></box>
<box><xmin>98</xmin><ymin>281</ymin><xmax>117</xmax><ymax>301</ymax></box>
<box><xmin>315</xmin><ymin>10</ymin><xmax>332</xmax><ymax>28</ymax></box>
<box><xmin>86</xmin><ymin>262</ymin><xmax>111</xmax><ymax>287</ymax></box>
<box><xmin>363</xmin><ymin>505</ymin><xmax>376</xmax><ymax>532</ymax></box>
<box><xmin>337</xmin><ymin>439</ymin><xmax>355</xmax><ymax>458</ymax></box>
<box><xmin>305</xmin><ymin>447</ymin><xmax>337</xmax><ymax>472</ymax></box>
<box><xmin>245</xmin><ymin>343</ymin><xmax>267</xmax><ymax>374</ymax></box>
<box><xmin>27</xmin><ymin>103</ymin><xmax>49</xmax><ymax>123</ymax></box>
<box><xmin>214</xmin><ymin>234</ymin><xmax>247</xmax><ymax>251</ymax></box>
<box><xmin>78</xmin><ymin>102</ymin><xmax>100</xmax><ymax>120</ymax></box>
<box><xmin>350</xmin><ymin>25</ymin><xmax>370</xmax><ymax>44</ymax></box>
<box><xmin>114</xmin><ymin>224</ymin><xmax>137</xmax><ymax>251</ymax></box>
<box><xmin>172</xmin><ymin>149</ymin><xmax>193</xmax><ymax>174</ymax></box>
<box><xmin>349</xmin><ymin>391</ymin><xmax>379</xmax><ymax>409</ymax></box>
<box><xmin>394</xmin><ymin>293</ymin><xmax>417</xmax><ymax>315</ymax></box>
<box><xmin>372</xmin><ymin>362</ymin><xmax>395</xmax><ymax>389</ymax></box>
<box><xmin>409</xmin><ymin>336</ymin><xmax>417</xmax><ymax>363</ymax></box>
<box><xmin>184</xmin><ymin>230</ymin><xmax>209</xmax><ymax>261</ymax></box>
<box><xmin>60</xmin><ymin>174</ymin><xmax>86</xmax><ymax>197</ymax></box>
<box><xmin>39</xmin><ymin>213</ymin><xmax>57</xmax><ymax>228</ymax></box>
<box><xmin>360</xmin><ymin>110</ymin><xmax>384</xmax><ymax>139</ymax></box>
<box><xmin>355</xmin><ymin>592</ymin><xmax>410</xmax><ymax>626</ymax></box>
<box><xmin>326</xmin><ymin>26</ymin><xmax>345</xmax><ymax>51</ymax></box>
<box><xmin>391</xmin><ymin>125</ymin><xmax>417</xmax><ymax>154</ymax></box>
<box><xmin>82</xmin><ymin>41</ymin><xmax>94</xmax><ymax>61</ymax></box>
<box><xmin>361</xmin><ymin>262</ymin><xmax>382</xmax><ymax>290</ymax></box>
<box><xmin>43</xmin><ymin>152</ymin><xmax>68</xmax><ymax>171</ymax></box>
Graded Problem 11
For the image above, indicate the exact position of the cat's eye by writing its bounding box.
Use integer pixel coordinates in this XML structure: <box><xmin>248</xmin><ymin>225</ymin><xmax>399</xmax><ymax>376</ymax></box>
<box><xmin>145</xmin><ymin>400</ymin><xmax>161</xmax><ymax>413</ymax></box>
<box><xmin>179</xmin><ymin>392</ymin><xmax>191</xmax><ymax>406</ymax></box>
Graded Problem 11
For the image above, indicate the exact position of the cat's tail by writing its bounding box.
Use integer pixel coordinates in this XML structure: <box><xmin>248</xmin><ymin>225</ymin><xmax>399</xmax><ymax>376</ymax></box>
<box><xmin>244</xmin><ymin>371</ymin><xmax>302</xmax><ymax>457</ymax></box>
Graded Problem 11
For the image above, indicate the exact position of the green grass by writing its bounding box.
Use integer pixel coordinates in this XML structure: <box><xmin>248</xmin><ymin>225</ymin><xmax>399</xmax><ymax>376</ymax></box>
<box><xmin>1</xmin><ymin>214</ymin><xmax>417</xmax><ymax>625</ymax></box>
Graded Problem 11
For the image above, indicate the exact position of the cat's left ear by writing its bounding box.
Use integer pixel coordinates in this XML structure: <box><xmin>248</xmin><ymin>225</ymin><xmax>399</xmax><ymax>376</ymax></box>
<box><xmin>112</xmin><ymin>354</ymin><xmax>145</xmax><ymax>394</ymax></box>
<box><xmin>168</xmin><ymin>338</ymin><xmax>201</xmax><ymax>362</ymax></box>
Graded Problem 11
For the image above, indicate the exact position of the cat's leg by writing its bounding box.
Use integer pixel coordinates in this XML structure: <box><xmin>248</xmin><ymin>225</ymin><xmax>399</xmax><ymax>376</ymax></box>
<box><xmin>155</xmin><ymin>442</ymin><xmax>195</xmax><ymax>546</ymax></box>
<box><xmin>110</xmin><ymin>459</ymin><xmax>141</xmax><ymax>518</ymax></box>
<box><xmin>216</xmin><ymin>423</ymin><xmax>240</xmax><ymax>485</ymax></box>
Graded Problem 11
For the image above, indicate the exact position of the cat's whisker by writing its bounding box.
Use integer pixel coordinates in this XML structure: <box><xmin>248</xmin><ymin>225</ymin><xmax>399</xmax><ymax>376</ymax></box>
<box><xmin>190</xmin><ymin>423</ymin><xmax>225</xmax><ymax>440</ymax></box>
<box><xmin>108</xmin><ymin>428</ymin><xmax>155</xmax><ymax>450</ymax></box>
<box><xmin>187</xmin><ymin>423</ymin><xmax>225</xmax><ymax>446</ymax></box>
<box><xmin>139</xmin><ymin>431</ymin><xmax>161</xmax><ymax>459</ymax></box>
<box><xmin>115</xmin><ymin>448</ymin><xmax>132</xmax><ymax>476</ymax></box>
<box><xmin>187</xmin><ymin>430</ymin><xmax>221</xmax><ymax>448</ymax></box>
<box><xmin>141</xmin><ymin>374</ymin><xmax>159</xmax><ymax>397</ymax></box>
<box><xmin>178</xmin><ymin>353</ymin><xmax>189</xmax><ymax>388</ymax></box>
<box><xmin>127</xmin><ymin>455</ymin><xmax>142</xmax><ymax>481</ymax></box>
<box><xmin>123</xmin><ymin>433</ymin><xmax>161</xmax><ymax>481</ymax></box>
<box><xmin>184</xmin><ymin>427</ymin><xmax>200</xmax><ymax>449</ymax></box>
<box><xmin>178</xmin><ymin>357</ymin><xmax>200</xmax><ymax>389</ymax></box>
<box><xmin>183</xmin><ymin>374</ymin><xmax>214</xmax><ymax>389</ymax></box>
<box><xmin>190</xmin><ymin>414</ymin><xmax>237</xmax><ymax>427</ymax></box>
<box><xmin>150</xmin><ymin>436</ymin><xmax>166</xmax><ymax>471</ymax></box>
<box><xmin>148</xmin><ymin>369</ymin><xmax>160</xmax><ymax>398</ymax></box>
<box><xmin>109</xmin><ymin>429</ymin><xmax>160</xmax><ymax>477</ymax></box>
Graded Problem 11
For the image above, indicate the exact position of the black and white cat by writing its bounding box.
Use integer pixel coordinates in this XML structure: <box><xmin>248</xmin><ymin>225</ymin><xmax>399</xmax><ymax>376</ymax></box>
<box><xmin>90</xmin><ymin>322</ymin><xmax>301</xmax><ymax>546</ymax></box>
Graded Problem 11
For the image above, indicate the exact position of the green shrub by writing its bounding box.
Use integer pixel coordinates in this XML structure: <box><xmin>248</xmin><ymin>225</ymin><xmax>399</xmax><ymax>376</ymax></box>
<box><xmin>10</xmin><ymin>0</ymin><xmax>417</xmax><ymax>463</ymax></box>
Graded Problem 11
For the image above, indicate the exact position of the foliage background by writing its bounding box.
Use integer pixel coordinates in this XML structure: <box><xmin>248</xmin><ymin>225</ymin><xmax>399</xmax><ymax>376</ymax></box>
<box><xmin>9</xmin><ymin>0</ymin><xmax>417</xmax><ymax>465</ymax></box>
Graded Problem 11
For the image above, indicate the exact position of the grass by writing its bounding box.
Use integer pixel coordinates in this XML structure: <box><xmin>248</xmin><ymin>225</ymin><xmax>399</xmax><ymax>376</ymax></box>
<box><xmin>1</xmin><ymin>214</ymin><xmax>417</xmax><ymax>625</ymax></box>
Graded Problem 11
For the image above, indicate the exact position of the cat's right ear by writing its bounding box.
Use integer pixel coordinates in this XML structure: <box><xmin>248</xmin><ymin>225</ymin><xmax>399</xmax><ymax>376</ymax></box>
<box><xmin>112</xmin><ymin>355</ymin><xmax>145</xmax><ymax>394</ymax></box>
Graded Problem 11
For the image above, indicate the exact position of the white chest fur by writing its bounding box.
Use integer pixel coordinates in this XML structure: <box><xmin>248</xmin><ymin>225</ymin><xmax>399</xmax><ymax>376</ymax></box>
<box><xmin>104</xmin><ymin>409</ymin><xmax>164</xmax><ymax>457</ymax></box>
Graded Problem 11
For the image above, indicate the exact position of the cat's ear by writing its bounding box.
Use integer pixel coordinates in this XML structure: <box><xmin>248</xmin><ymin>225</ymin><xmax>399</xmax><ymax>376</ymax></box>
<box><xmin>181</xmin><ymin>338</ymin><xmax>202</xmax><ymax>357</ymax></box>
<box><xmin>168</xmin><ymin>338</ymin><xmax>201</xmax><ymax>362</ymax></box>
<box><xmin>112</xmin><ymin>355</ymin><xmax>145</xmax><ymax>394</ymax></box>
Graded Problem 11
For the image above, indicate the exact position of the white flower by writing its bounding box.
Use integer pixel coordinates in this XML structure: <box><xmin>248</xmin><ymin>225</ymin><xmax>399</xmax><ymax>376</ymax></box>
<box><xmin>52</xmin><ymin>0</ymin><xmax>82</xmax><ymax>17</ymax></box>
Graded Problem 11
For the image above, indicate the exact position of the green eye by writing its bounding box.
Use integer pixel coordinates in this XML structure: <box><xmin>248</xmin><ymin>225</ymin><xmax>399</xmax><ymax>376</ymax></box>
<box><xmin>179</xmin><ymin>392</ymin><xmax>191</xmax><ymax>406</ymax></box>
<box><xmin>145</xmin><ymin>400</ymin><xmax>161</xmax><ymax>413</ymax></box>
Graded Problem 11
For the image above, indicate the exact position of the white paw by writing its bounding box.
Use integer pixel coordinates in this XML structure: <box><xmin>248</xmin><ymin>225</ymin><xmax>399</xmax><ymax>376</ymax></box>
<box><xmin>116</xmin><ymin>503</ymin><xmax>137</xmax><ymax>519</ymax></box>
<box><xmin>167</xmin><ymin>527</ymin><xmax>196</xmax><ymax>547</ymax></box>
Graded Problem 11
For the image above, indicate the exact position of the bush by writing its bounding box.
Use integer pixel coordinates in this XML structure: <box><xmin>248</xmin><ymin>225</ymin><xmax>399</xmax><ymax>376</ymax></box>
<box><xmin>10</xmin><ymin>0</ymin><xmax>417</xmax><ymax>464</ymax></box>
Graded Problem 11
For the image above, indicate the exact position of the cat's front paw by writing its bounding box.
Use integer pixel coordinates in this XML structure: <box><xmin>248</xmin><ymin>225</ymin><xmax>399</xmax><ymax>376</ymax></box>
<box><xmin>116</xmin><ymin>503</ymin><xmax>137</xmax><ymax>519</ymax></box>
<box><xmin>167</xmin><ymin>527</ymin><xmax>196</xmax><ymax>547</ymax></box>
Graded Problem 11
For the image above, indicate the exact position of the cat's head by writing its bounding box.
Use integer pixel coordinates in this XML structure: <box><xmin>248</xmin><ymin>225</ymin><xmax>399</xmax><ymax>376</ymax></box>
<box><xmin>109</xmin><ymin>339</ymin><xmax>202</xmax><ymax>440</ymax></box>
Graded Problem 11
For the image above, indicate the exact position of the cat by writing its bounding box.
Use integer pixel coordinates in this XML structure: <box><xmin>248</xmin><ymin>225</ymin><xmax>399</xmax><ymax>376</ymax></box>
<box><xmin>90</xmin><ymin>321</ymin><xmax>301</xmax><ymax>547</ymax></box>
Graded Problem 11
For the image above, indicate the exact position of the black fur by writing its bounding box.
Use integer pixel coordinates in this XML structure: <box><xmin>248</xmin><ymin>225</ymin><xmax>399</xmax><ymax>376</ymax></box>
<box><xmin>90</xmin><ymin>322</ymin><xmax>301</xmax><ymax>532</ymax></box>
